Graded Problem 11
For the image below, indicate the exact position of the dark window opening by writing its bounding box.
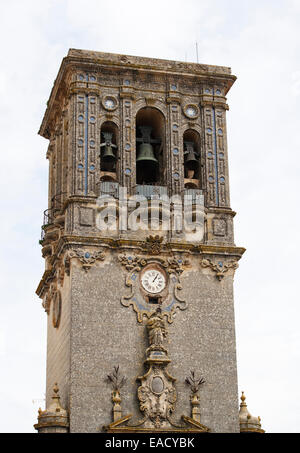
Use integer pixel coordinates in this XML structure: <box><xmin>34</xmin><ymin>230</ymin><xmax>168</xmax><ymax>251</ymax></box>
<box><xmin>136</xmin><ymin>107</ymin><xmax>165</xmax><ymax>186</ymax></box>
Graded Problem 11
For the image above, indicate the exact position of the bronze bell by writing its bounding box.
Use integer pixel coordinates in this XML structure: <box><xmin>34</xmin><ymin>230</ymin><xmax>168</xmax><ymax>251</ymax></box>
<box><xmin>136</xmin><ymin>143</ymin><xmax>158</xmax><ymax>165</ymax></box>
<box><xmin>185</xmin><ymin>150</ymin><xmax>198</xmax><ymax>170</ymax></box>
<box><xmin>184</xmin><ymin>141</ymin><xmax>198</xmax><ymax>171</ymax></box>
<box><xmin>100</xmin><ymin>132</ymin><xmax>117</xmax><ymax>162</ymax></box>
<box><xmin>102</xmin><ymin>144</ymin><xmax>116</xmax><ymax>161</ymax></box>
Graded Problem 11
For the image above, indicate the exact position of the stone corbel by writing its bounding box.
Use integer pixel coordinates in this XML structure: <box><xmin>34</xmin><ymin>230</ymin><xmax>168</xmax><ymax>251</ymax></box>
<box><xmin>68</xmin><ymin>249</ymin><xmax>105</xmax><ymax>272</ymax></box>
<box><xmin>200</xmin><ymin>258</ymin><xmax>239</xmax><ymax>280</ymax></box>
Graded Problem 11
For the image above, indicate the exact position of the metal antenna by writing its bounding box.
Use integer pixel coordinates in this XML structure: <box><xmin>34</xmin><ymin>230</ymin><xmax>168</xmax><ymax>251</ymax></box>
<box><xmin>195</xmin><ymin>42</ymin><xmax>199</xmax><ymax>63</ymax></box>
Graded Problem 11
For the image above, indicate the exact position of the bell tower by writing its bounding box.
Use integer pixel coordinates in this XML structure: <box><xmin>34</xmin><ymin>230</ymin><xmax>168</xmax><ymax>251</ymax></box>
<box><xmin>35</xmin><ymin>49</ymin><xmax>253</xmax><ymax>433</ymax></box>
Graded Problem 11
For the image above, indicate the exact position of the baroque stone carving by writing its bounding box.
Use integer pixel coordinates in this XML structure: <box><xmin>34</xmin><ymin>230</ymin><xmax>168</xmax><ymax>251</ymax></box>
<box><xmin>106</xmin><ymin>366</ymin><xmax>127</xmax><ymax>422</ymax></box>
<box><xmin>104</xmin><ymin>308</ymin><xmax>210</xmax><ymax>433</ymax></box>
<box><xmin>185</xmin><ymin>370</ymin><xmax>205</xmax><ymax>423</ymax></box>
<box><xmin>42</xmin><ymin>292</ymin><xmax>51</xmax><ymax>314</ymax></box>
<box><xmin>118</xmin><ymin>254</ymin><xmax>188</xmax><ymax>323</ymax></box>
<box><xmin>34</xmin><ymin>383</ymin><xmax>69</xmax><ymax>433</ymax></box>
<box><xmin>68</xmin><ymin>249</ymin><xmax>105</xmax><ymax>272</ymax></box>
<box><xmin>52</xmin><ymin>290</ymin><xmax>62</xmax><ymax>328</ymax></box>
<box><xmin>137</xmin><ymin>309</ymin><xmax>177</xmax><ymax>429</ymax></box>
<box><xmin>212</xmin><ymin>218</ymin><xmax>227</xmax><ymax>237</ymax></box>
<box><xmin>200</xmin><ymin>258</ymin><xmax>238</xmax><ymax>280</ymax></box>
<box><xmin>144</xmin><ymin>235</ymin><xmax>163</xmax><ymax>255</ymax></box>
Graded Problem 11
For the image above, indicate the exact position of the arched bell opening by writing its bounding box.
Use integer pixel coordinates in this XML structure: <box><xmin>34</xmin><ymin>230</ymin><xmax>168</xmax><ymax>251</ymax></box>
<box><xmin>135</xmin><ymin>107</ymin><xmax>165</xmax><ymax>186</ymax></box>
<box><xmin>100</xmin><ymin>121</ymin><xmax>119</xmax><ymax>178</ymax></box>
<box><xmin>183</xmin><ymin>129</ymin><xmax>201</xmax><ymax>186</ymax></box>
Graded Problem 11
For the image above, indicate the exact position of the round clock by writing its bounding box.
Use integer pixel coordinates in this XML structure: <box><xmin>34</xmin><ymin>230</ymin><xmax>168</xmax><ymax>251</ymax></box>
<box><xmin>141</xmin><ymin>269</ymin><xmax>166</xmax><ymax>294</ymax></box>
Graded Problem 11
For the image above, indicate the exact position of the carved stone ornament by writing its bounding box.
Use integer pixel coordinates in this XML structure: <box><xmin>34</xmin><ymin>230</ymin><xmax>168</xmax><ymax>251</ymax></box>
<box><xmin>68</xmin><ymin>249</ymin><xmax>105</xmax><ymax>272</ymax></box>
<box><xmin>57</xmin><ymin>259</ymin><xmax>65</xmax><ymax>286</ymax></box>
<box><xmin>34</xmin><ymin>383</ymin><xmax>69</xmax><ymax>433</ymax></box>
<box><xmin>106</xmin><ymin>366</ymin><xmax>127</xmax><ymax>422</ymax></box>
<box><xmin>103</xmin><ymin>308</ymin><xmax>210</xmax><ymax>433</ymax></box>
<box><xmin>118</xmin><ymin>254</ymin><xmax>188</xmax><ymax>323</ymax></box>
<box><xmin>42</xmin><ymin>282</ymin><xmax>56</xmax><ymax>314</ymax></box>
<box><xmin>212</xmin><ymin>217</ymin><xmax>227</xmax><ymax>237</ymax></box>
<box><xmin>185</xmin><ymin>370</ymin><xmax>205</xmax><ymax>423</ymax></box>
<box><xmin>144</xmin><ymin>235</ymin><xmax>163</xmax><ymax>255</ymax></box>
<box><xmin>52</xmin><ymin>290</ymin><xmax>62</xmax><ymax>328</ymax></box>
<box><xmin>200</xmin><ymin>258</ymin><xmax>239</xmax><ymax>280</ymax></box>
<box><xmin>42</xmin><ymin>292</ymin><xmax>51</xmax><ymax>314</ymax></box>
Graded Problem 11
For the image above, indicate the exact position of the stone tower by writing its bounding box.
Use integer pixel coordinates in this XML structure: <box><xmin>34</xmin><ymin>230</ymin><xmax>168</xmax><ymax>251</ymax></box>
<box><xmin>35</xmin><ymin>49</ymin><xmax>250</xmax><ymax>433</ymax></box>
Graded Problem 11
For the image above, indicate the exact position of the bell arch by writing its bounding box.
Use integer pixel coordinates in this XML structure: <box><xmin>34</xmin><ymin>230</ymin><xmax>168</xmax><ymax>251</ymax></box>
<box><xmin>183</xmin><ymin>129</ymin><xmax>202</xmax><ymax>187</ymax></box>
<box><xmin>135</xmin><ymin>107</ymin><xmax>166</xmax><ymax>186</ymax></box>
<box><xmin>100</xmin><ymin>121</ymin><xmax>119</xmax><ymax>179</ymax></box>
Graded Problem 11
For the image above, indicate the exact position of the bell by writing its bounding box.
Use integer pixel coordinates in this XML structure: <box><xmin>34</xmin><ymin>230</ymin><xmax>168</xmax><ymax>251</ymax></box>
<box><xmin>102</xmin><ymin>145</ymin><xmax>116</xmax><ymax>162</ymax></box>
<box><xmin>101</xmin><ymin>132</ymin><xmax>117</xmax><ymax>162</ymax></box>
<box><xmin>136</xmin><ymin>143</ymin><xmax>158</xmax><ymax>165</ymax></box>
<box><xmin>185</xmin><ymin>150</ymin><xmax>198</xmax><ymax>171</ymax></box>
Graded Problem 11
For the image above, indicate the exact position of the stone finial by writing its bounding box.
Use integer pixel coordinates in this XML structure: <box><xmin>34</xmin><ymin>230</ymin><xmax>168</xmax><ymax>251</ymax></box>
<box><xmin>34</xmin><ymin>383</ymin><xmax>69</xmax><ymax>433</ymax></box>
<box><xmin>185</xmin><ymin>370</ymin><xmax>205</xmax><ymax>422</ymax></box>
<box><xmin>239</xmin><ymin>391</ymin><xmax>265</xmax><ymax>433</ymax></box>
<box><xmin>106</xmin><ymin>366</ymin><xmax>127</xmax><ymax>422</ymax></box>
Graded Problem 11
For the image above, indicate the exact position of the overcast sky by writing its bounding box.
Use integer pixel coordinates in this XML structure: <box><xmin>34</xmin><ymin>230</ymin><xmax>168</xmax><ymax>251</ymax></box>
<box><xmin>0</xmin><ymin>0</ymin><xmax>299</xmax><ymax>433</ymax></box>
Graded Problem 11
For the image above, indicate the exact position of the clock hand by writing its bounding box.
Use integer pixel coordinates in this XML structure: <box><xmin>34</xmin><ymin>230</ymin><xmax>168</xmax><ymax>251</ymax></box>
<box><xmin>152</xmin><ymin>274</ymin><xmax>158</xmax><ymax>283</ymax></box>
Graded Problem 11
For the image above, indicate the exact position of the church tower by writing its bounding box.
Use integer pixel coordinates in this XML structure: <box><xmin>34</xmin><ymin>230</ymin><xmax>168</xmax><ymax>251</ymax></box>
<box><xmin>35</xmin><ymin>49</ymin><xmax>260</xmax><ymax>433</ymax></box>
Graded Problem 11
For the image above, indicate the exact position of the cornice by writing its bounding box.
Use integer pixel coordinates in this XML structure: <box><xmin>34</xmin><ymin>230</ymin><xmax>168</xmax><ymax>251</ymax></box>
<box><xmin>36</xmin><ymin>235</ymin><xmax>245</xmax><ymax>298</ymax></box>
<box><xmin>38</xmin><ymin>50</ymin><xmax>236</xmax><ymax>139</ymax></box>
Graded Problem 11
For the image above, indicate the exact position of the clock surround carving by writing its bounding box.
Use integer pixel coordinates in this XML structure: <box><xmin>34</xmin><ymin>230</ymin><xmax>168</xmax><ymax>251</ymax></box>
<box><xmin>118</xmin><ymin>254</ymin><xmax>188</xmax><ymax>323</ymax></box>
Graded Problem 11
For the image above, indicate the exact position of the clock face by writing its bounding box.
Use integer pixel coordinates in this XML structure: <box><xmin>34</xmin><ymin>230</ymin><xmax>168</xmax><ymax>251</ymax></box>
<box><xmin>141</xmin><ymin>269</ymin><xmax>166</xmax><ymax>294</ymax></box>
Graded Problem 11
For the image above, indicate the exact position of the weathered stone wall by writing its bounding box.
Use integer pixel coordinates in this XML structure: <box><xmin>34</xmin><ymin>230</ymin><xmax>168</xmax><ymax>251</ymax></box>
<box><xmin>68</xmin><ymin>252</ymin><xmax>239</xmax><ymax>433</ymax></box>
<box><xmin>46</xmin><ymin>276</ymin><xmax>71</xmax><ymax>411</ymax></box>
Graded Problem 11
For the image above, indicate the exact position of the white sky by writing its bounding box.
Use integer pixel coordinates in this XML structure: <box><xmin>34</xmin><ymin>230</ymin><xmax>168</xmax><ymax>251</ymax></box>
<box><xmin>0</xmin><ymin>0</ymin><xmax>299</xmax><ymax>433</ymax></box>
